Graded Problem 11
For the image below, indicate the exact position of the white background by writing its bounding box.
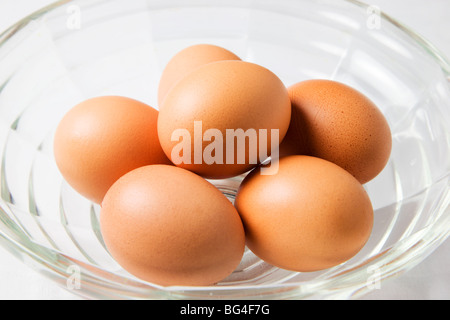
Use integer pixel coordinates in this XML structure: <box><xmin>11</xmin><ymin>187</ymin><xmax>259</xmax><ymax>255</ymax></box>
<box><xmin>0</xmin><ymin>0</ymin><xmax>449</xmax><ymax>300</ymax></box>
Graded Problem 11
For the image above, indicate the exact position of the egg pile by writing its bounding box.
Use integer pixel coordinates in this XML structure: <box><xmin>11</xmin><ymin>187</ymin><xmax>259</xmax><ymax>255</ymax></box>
<box><xmin>54</xmin><ymin>44</ymin><xmax>392</xmax><ymax>287</ymax></box>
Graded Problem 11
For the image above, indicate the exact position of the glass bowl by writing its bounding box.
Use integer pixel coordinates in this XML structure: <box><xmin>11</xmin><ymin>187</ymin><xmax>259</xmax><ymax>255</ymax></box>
<box><xmin>0</xmin><ymin>0</ymin><xmax>449</xmax><ymax>300</ymax></box>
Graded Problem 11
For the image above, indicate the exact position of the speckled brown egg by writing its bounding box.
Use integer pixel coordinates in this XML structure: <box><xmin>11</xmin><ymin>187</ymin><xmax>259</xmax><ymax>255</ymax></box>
<box><xmin>100</xmin><ymin>165</ymin><xmax>246</xmax><ymax>287</ymax></box>
<box><xmin>158</xmin><ymin>44</ymin><xmax>241</xmax><ymax>106</ymax></box>
<box><xmin>235</xmin><ymin>155</ymin><xmax>374</xmax><ymax>273</ymax></box>
<box><xmin>279</xmin><ymin>80</ymin><xmax>392</xmax><ymax>184</ymax></box>
<box><xmin>158</xmin><ymin>60</ymin><xmax>292</xmax><ymax>180</ymax></box>
<box><xmin>54</xmin><ymin>96</ymin><xmax>171</xmax><ymax>204</ymax></box>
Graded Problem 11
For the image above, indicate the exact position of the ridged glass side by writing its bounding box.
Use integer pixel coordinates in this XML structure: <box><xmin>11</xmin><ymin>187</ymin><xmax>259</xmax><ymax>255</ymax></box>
<box><xmin>0</xmin><ymin>0</ymin><xmax>448</xmax><ymax>299</ymax></box>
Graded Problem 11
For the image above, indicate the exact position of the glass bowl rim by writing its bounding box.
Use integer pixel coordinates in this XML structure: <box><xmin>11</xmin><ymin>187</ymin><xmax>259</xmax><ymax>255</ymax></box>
<box><xmin>0</xmin><ymin>0</ymin><xmax>449</xmax><ymax>300</ymax></box>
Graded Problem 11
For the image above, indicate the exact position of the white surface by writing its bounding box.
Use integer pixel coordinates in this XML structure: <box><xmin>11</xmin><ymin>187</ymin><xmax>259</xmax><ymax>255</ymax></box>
<box><xmin>0</xmin><ymin>0</ymin><xmax>449</xmax><ymax>300</ymax></box>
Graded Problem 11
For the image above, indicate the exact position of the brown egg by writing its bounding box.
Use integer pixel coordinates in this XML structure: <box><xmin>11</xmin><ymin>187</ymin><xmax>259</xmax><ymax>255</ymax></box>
<box><xmin>158</xmin><ymin>60</ymin><xmax>292</xmax><ymax>180</ymax></box>
<box><xmin>100</xmin><ymin>165</ymin><xmax>246</xmax><ymax>287</ymax></box>
<box><xmin>158</xmin><ymin>44</ymin><xmax>241</xmax><ymax>106</ymax></box>
<box><xmin>54</xmin><ymin>96</ymin><xmax>171</xmax><ymax>204</ymax></box>
<box><xmin>235</xmin><ymin>156</ymin><xmax>374</xmax><ymax>273</ymax></box>
<box><xmin>279</xmin><ymin>79</ymin><xmax>392</xmax><ymax>184</ymax></box>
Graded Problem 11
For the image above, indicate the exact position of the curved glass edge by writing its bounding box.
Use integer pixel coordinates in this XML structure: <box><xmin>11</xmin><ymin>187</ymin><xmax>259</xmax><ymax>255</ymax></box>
<box><xmin>1</xmin><ymin>0</ymin><xmax>450</xmax><ymax>75</ymax></box>
<box><xmin>0</xmin><ymin>0</ymin><xmax>449</xmax><ymax>300</ymax></box>
<box><xmin>0</xmin><ymin>0</ymin><xmax>70</xmax><ymax>46</ymax></box>
<box><xmin>347</xmin><ymin>0</ymin><xmax>450</xmax><ymax>76</ymax></box>
<box><xmin>1</xmin><ymin>189</ymin><xmax>449</xmax><ymax>300</ymax></box>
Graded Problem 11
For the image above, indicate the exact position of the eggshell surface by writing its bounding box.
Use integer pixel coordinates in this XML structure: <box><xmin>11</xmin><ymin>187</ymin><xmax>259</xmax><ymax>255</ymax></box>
<box><xmin>100</xmin><ymin>165</ymin><xmax>246</xmax><ymax>287</ymax></box>
<box><xmin>279</xmin><ymin>80</ymin><xmax>392</xmax><ymax>184</ymax></box>
<box><xmin>158</xmin><ymin>44</ymin><xmax>241</xmax><ymax>107</ymax></box>
<box><xmin>235</xmin><ymin>155</ymin><xmax>374</xmax><ymax>272</ymax></box>
<box><xmin>54</xmin><ymin>96</ymin><xmax>171</xmax><ymax>204</ymax></box>
<box><xmin>158</xmin><ymin>60</ymin><xmax>292</xmax><ymax>179</ymax></box>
